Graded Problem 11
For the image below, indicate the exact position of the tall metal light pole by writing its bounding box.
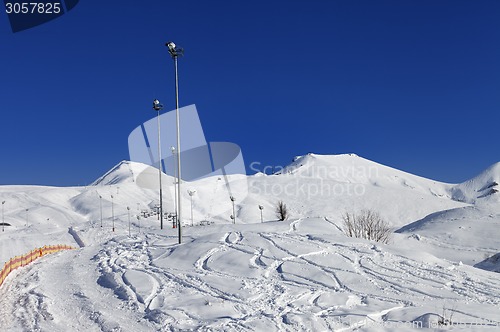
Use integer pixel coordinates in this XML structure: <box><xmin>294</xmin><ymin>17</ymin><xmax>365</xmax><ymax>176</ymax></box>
<box><xmin>167</xmin><ymin>40</ymin><xmax>184</xmax><ymax>244</ymax></box>
<box><xmin>2</xmin><ymin>201</ymin><xmax>5</xmax><ymax>232</ymax></box>
<box><xmin>259</xmin><ymin>205</ymin><xmax>264</xmax><ymax>223</ymax></box>
<box><xmin>111</xmin><ymin>194</ymin><xmax>115</xmax><ymax>232</ymax></box>
<box><xmin>188</xmin><ymin>190</ymin><xmax>196</xmax><ymax>226</ymax></box>
<box><xmin>230</xmin><ymin>196</ymin><xmax>236</xmax><ymax>224</ymax></box>
<box><xmin>153</xmin><ymin>98</ymin><xmax>165</xmax><ymax>229</ymax></box>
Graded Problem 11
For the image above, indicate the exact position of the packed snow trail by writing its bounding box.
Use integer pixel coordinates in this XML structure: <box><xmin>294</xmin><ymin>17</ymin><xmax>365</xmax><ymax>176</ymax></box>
<box><xmin>2</xmin><ymin>218</ymin><xmax>500</xmax><ymax>331</ymax></box>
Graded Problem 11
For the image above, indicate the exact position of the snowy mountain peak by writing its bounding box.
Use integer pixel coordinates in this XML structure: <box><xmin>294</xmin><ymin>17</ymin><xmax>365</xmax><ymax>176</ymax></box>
<box><xmin>280</xmin><ymin>153</ymin><xmax>361</xmax><ymax>175</ymax></box>
<box><xmin>274</xmin><ymin>153</ymin><xmax>452</xmax><ymax>199</ymax></box>
<box><xmin>91</xmin><ymin>160</ymin><xmax>140</xmax><ymax>186</ymax></box>
<box><xmin>91</xmin><ymin>161</ymin><xmax>175</xmax><ymax>190</ymax></box>
<box><xmin>451</xmin><ymin>161</ymin><xmax>500</xmax><ymax>203</ymax></box>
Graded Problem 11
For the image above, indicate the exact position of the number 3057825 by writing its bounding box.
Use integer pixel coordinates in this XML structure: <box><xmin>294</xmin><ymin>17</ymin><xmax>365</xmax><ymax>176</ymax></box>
<box><xmin>5</xmin><ymin>2</ymin><xmax>62</xmax><ymax>14</ymax></box>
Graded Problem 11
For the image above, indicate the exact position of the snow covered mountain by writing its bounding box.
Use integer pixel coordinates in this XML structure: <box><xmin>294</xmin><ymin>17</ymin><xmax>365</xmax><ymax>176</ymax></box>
<box><xmin>278</xmin><ymin>153</ymin><xmax>451</xmax><ymax>197</ymax></box>
<box><xmin>450</xmin><ymin>162</ymin><xmax>500</xmax><ymax>204</ymax></box>
<box><xmin>0</xmin><ymin>153</ymin><xmax>499</xmax><ymax>331</ymax></box>
<box><xmin>249</xmin><ymin>153</ymin><xmax>467</xmax><ymax>227</ymax></box>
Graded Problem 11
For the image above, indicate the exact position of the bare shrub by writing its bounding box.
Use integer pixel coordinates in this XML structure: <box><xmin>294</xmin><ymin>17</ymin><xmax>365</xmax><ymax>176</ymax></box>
<box><xmin>438</xmin><ymin>305</ymin><xmax>456</xmax><ymax>327</ymax></box>
<box><xmin>275</xmin><ymin>201</ymin><xmax>289</xmax><ymax>221</ymax></box>
<box><xmin>342</xmin><ymin>210</ymin><xmax>392</xmax><ymax>244</ymax></box>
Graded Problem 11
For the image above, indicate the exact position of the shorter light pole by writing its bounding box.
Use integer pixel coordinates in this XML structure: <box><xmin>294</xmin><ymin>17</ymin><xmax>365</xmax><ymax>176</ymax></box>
<box><xmin>153</xmin><ymin>98</ymin><xmax>164</xmax><ymax>229</ymax></box>
<box><xmin>111</xmin><ymin>195</ymin><xmax>115</xmax><ymax>232</ymax></box>
<box><xmin>2</xmin><ymin>201</ymin><xmax>5</xmax><ymax>232</ymax></box>
<box><xmin>26</xmin><ymin>208</ymin><xmax>29</xmax><ymax>227</ymax></box>
<box><xmin>127</xmin><ymin>206</ymin><xmax>131</xmax><ymax>236</ymax></box>
<box><xmin>259</xmin><ymin>205</ymin><xmax>264</xmax><ymax>223</ymax></box>
<box><xmin>230</xmin><ymin>196</ymin><xmax>236</xmax><ymax>224</ymax></box>
<box><xmin>171</xmin><ymin>146</ymin><xmax>178</xmax><ymax>228</ymax></box>
<box><xmin>188</xmin><ymin>190</ymin><xmax>196</xmax><ymax>226</ymax></box>
<box><xmin>99</xmin><ymin>195</ymin><xmax>103</xmax><ymax>227</ymax></box>
<box><xmin>137</xmin><ymin>215</ymin><xmax>141</xmax><ymax>233</ymax></box>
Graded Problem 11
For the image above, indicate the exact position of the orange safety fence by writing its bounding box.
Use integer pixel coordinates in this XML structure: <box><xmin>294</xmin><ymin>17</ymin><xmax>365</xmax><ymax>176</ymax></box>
<box><xmin>0</xmin><ymin>244</ymin><xmax>76</xmax><ymax>288</ymax></box>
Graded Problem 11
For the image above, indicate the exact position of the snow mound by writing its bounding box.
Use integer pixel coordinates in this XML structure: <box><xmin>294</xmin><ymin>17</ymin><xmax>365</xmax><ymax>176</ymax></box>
<box><xmin>475</xmin><ymin>253</ymin><xmax>500</xmax><ymax>273</ymax></box>
<box><xmin>395</xmin><ymin>206</ymin><xmax>500</xmax><ymax>265</ymax></box>
<box><xmin>451</xmin><ymin>162</ymin><xmax>500</xmax><ymax>204</ymax></box>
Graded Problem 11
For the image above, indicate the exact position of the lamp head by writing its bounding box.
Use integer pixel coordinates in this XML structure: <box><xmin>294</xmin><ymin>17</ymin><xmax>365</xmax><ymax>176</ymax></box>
<box><xmin>153</xmin><ymin>99</ymin><xmax>163</xmax><ymax>111</ymax></box>
<box><xmin>166</xmin><ymin>41</ymin><xmax>176</xmax><ymax>50</ymax></box>
<box><xmin>166</xmin><ymin>41</ymin><xmax>184</xmax><ymax>57</ymax></box>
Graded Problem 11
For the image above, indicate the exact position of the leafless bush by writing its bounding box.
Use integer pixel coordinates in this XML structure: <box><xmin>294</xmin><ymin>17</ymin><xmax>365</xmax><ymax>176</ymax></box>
<box><xmin>438</xmin><ymin>305</ymin><xmax>456</xmax><ymax>327</ymax></box>
<box><xmin>275</xmin><ymin>201</ymin><xmax>289</xmax><ymax>221</ymax></box>
<box><xmin>342</xmin><ymin>210</ymin><xmax>392</xmax><ymax>244</ymax></box>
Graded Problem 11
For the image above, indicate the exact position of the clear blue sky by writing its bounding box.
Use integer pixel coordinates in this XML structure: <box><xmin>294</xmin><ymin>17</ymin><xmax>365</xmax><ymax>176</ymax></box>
<box><xmin>1</xmin><ymin>0</ymin><xmax>499</xmax><ymax>186</ymax></box>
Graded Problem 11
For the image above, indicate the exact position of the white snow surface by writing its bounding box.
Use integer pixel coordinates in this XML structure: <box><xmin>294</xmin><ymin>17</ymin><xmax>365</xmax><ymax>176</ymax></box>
<box><xmin>0</xmin><ymin>153</ymin><xmax>499</xmax><ymax>331</ymax></box>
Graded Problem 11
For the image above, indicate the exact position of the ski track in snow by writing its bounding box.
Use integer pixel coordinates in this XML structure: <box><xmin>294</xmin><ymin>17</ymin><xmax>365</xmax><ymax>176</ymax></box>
<box><xmin>3</xmin><ymin>220</ymin><xmax>499</xmax><ymax>331</ymax></box>
<box><xmin>2</xmin><ymin>155</ymin><xmax>500</xmax><ymax>331</ymax></box>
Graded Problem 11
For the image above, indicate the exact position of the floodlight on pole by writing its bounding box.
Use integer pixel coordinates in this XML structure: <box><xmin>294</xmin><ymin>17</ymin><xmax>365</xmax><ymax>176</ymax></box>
<box><xmin>188</xmin><ymin>190</ymin><xmax>196</xmax><ymax>226</ymax></box>
<box><xmin>2</xmin><ymin>201</ymin><xmax>5</xmax><ymax>232</ymax></box>
<box><xmin>259</xmin><ymin>205</ymin><xmax>264</xmax><ymax>223</ymax></box>
<box><xmin>166</xmin><ymin>40</ymin><xmax>184</xmax><ymax>244</ymax></box>
<box><xmin>153</xmin><ymin>98</ymin><xmax>165</xmax><ymax>230</ymax></box>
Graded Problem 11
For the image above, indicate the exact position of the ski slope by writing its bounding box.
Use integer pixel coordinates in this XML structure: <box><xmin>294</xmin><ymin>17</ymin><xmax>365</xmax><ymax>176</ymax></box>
<box><xmin>0</xmin><ymin>153</ymin><xmax>499</xmax><ymax>331</ymax></box>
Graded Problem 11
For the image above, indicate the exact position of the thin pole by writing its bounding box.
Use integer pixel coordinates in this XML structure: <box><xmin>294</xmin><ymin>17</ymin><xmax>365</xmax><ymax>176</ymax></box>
<box><xmin>232</xmin><ymin>200</ymin><xmax>235</xmax><ymax>224</ymax></box>
<box><xmin>172</xmin><ymin>147</ymin><xmax>177</xmax><ymax>229</ymax></box>
<box><xmin>99</xmin><ymin>195</ymin><xmax>103</xmax><ymax>227</ymax></box>
<box><xmin>190</xmin><ymin>194</ymin><xmax>194</xmax><ymax>226</ymax></box>
<box><xmin>2</xmin><ymin>201</ymin><xmax>5</xmax><ymax>232</ymax></box>
<box><xmin>111</xmin><ymin>195</ymin><xmax>115</xmax><ymax>232</ymax></box>
<box><xmin>26</xmin><ymin>208</ymin><xmax>29</xmax><ymax>227</ymax></box>
<box><xmin>127</xmin><ymin>207</ymin><xmax>131</xmax><ymax>237</ymax></box>
<box><xmin>174</xmin><ymin>55</ymin><xmax>182</xmax><ymax>244</ymax></box>
<box><xmin>157</xmin><ymin>109</ymin><xmax>163</xmax><ymax>229</ymax></box>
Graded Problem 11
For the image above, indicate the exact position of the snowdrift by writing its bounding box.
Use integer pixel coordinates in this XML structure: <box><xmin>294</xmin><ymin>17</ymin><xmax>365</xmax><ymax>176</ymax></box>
<box><xmin>0</xmin><ymin>153</ymin><xmax>499</xmax><ymax>331</ymax></box>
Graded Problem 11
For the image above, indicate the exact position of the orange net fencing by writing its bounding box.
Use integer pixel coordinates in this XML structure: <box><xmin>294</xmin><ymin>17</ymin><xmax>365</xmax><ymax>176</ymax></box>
<box><xmin>0</xmin><ymin>244</ymin><xmax>76</xmax><ymax>288</ymax></box>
